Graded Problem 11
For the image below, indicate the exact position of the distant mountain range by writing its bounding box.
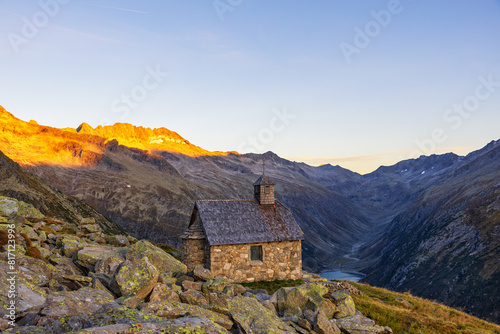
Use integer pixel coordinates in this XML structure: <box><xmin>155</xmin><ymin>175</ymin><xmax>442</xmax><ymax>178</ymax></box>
<box><xmin>0</xmin><ymin>106</ymin><xmax>499</xmax><ymax>323</ymax></box>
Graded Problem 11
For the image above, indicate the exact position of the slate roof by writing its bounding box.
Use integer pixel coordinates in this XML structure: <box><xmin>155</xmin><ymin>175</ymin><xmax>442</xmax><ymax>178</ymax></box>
<box><xmin>253</xmin><ymin>174</ymin><xmax>275</xmax><ymax>186</ymax></box>
<box><xmin>188</xmin><ymin>199</ymin><xmax>304</xmax><ymax>246</ymax></box>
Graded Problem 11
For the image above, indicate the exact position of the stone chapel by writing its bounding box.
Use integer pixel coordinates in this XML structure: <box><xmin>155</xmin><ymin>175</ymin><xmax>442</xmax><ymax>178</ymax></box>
<box><xmin>181</xmin><ymin>173</ymin><xmax>304</xmax><ymax>282</ymax></box>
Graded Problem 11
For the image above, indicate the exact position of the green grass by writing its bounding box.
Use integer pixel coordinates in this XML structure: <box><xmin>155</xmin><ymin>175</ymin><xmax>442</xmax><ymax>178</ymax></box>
<box><xmin>241</xmin><ymin>278</ymin><xmax>304</xmax><ymax>295</ymax></box>
<box><xmin>349</xmin><ymin>281</ymin><xmax>500</xmax><ymax>334</ymax></box>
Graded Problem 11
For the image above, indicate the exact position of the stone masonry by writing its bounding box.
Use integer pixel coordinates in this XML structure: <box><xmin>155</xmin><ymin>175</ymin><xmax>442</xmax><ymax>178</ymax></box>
<box><xmin>210</xmin><ymin>241</ymin><xmax>302</xmax><ymax>283</ymax></box>
<box><xmin>255</xmin><ymin>184</ymin><xmax>275</xmax><ymax>206</ymax></box>
<box><xmin>182</xmin><ymin>238</ymin><xmax>206</xmax><ymax>272</ymax></box>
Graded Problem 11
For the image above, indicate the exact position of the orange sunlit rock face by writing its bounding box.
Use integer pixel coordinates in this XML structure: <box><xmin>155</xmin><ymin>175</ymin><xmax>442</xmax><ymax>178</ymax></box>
<box><xmin>0</xmin><ymin>106</ymin><xmax>234</xmax><ymax>168</ymax></box>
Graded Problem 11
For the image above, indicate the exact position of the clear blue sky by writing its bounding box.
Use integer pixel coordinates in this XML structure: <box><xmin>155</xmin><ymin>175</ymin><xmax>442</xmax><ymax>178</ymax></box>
<box><xmin>1</xmin><ymin>0</ymin><xmax>500</xmax><ymax>173</ymax></box>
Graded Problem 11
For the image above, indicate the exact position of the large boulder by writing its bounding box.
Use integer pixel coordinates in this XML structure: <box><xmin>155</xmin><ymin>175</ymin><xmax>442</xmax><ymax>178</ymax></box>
<box><xmin>202</xmin><ymin>277</ymin><xmax>228</xmax><ymax>294</ymax></box>
<box><xmin>0</xmin><ymin>261</ymin><xmax>47</xmax><ymax>318</ymax></box>
<box><xmin>276</xmin><ymin>283</ymin><xmax>331</xmax><ymax>317</ymax></box>
<box><xmin>141</xmin><ymin>299</ymin><xmax>233</xmax><ymax>330</ymax></box>
<box><xmin>16</xmin><ymin>281</ymin><xmax>48</xmax><ymax>318</ymax></box>
<box><xmin>331</xmin><ymin>289</ymin><xmax>356</xmax><ymax>319</ymax></box>
<box><xmin>17</xmin><ymin>255</ymin><xmax>57</xmax><ymax>286</ymax></box>
<box><xmin>333</xmin><ymin>310</ymin><xmax>390</xmax><ymax>334</ymax></box>
<box><xmin>94</xmin><ymin>255</ymin><xmax>124</xmax><ymax>275</ymax></box>
<box><xmin>0</xmin><ymin>197</ymin><xmax>18</xmax><ymax>216</ymax></box>
<box><xmin>48</xmin><ymin>254</ymin><xmax>85</xmax><ymax>277</ymax></box>
<box><xmin>76</xmin><ymin>246</ymin><xmax>124</xmax><ymax>271</ymax></box>
<box><xmin>110</xmin><ymin>257</ymin><xmax>159</xmax><ymax>299</ymax></box>
<box><xmin>228</xmin><ymin>295</ymin><xmax>295</xmax><ymax>334</ymax></box>
<box><xmin>315</xmin><ymin>311</ymin><xmax>341</xmax><ymax>334</ymax></box>
<box><xmin>148</xmin><ymin>283</ymin><xmax>181</xmax><ymax>303</ymax></box>
<box><xmin>40</xmin><ymin>287</ymin><xmax>115</xmax><ymax>318</ymax></box>
<box><xmin>126</xmin><ymin>240</ymin><xmax>186</xmax><ymax>277</ymax></box>
<box><xmin>193</xmin><ymin>264</ymin><xmax>213</xmax><ymax>281</ymax></box>
<box><xmin>57</xmin><ymin>234</ymin><xmax>87</xmax><ymax>257</ymax></box>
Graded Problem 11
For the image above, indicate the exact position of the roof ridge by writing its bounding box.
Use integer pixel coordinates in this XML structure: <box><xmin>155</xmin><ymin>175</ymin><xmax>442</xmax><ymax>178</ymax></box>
<box><xmin>197</xmin><ymin>199</ymin><xmax>256</xmax><ymax>203</ymax></box>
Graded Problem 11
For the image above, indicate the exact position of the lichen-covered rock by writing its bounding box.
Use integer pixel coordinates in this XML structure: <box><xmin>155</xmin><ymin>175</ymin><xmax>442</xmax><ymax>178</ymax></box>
<box><xmin>228</xmin><ymin>295</ymin><xmax>295</xmax><ymax>334</ymax></box>
<box><xmin>105</xmin><ymin>234</ymin><xmax>130</xmax><ymax>247</ymax></box>
<box><xmin>48</xmin><ymin>253</ymin><xmax>84</xmax><ymax>277</ymax></box>
<box><xmin>71</xmin><ymin>316</ymin><xmax>229</xmax><ymax>334</ymax></box>
<box><xmin>1</xmin><ymin>326</ymin><xmax>47</xmax><ymax>333</ymax></box>
<box><xmin>80</xmin><ymin>218</ymin><xmax>102</xmax><ymax>234</ymax></box>
<box><xmin>320</xmin><ymin>299</ymin><xmax>337</xmax><ymax>319</ymax></box>
<box><xmin>34</xmin><ymin>246</ymin><xmax>51</xmax><ymax>259</ymax></box>
<box><xmin>49</xmin><ymin>302</ymin><xmax>160</xmax><ymax>332</ymax></box>
<box><xmin>179</xmin><ymin>289</ymin><xmax>209</xmax><ymax>306</ymax></box>
<box><xmin>207</xmin><ymin>292</ymin><xmax>230</xmax><ymax>310</ymax></box>
<box><xmin>91</xmin><ymin>275</ymin><xmax>112</xmax><ymax>294</ymax></box>
<box><xmin>276</xmin><ymin>283</ymin><xmax>329</xmax><ymax>317</ymax></box>
<box><xmin>17</xmin><ymin>255</ymin><xmax>57</xmax><ymax>286</ymax></box>
<box><xmin>0</xmin><ymin>197</ymin><xmax>18</xmax><ymax>216</ymax></box>
<box><xmin>331</xmin><ymin>289</ymin><xmax>356</xmax><ymax>319</ymax></box>
<box><xmin>182</xmin><ymin>280</ymin><xmax>202</xmax><ymax>291</ymax></box>
<box><xmin>158</xmin><ymin>274</ymin><xmax>181</xmax><ymax>292</ymax></box>
<box><xmin>333</xmin><ymin>310</ymin><xmax>389</xmax><ymax>334</ymax></box>
<box><xmin>202</xmin><ymin>277</ymin><xmax>228</xmax><ymax>294</ymax></box>
<box><xmin>77</xmin><ymin>246</ymin><xmax>124</xmax><ymax>271</ymax></box>
<box><xmin>148</xmin><ymin>283</ymin><xmax>181</xmax><ymax>303</ymax></box>
<box><xmin>82</xmin><ymin>224</ymin><xmax>102</xmax><ymax>234</ymax></box>
<box><xmin>58</xmin><ymin>235</ymin><xmax>86</xmax><ymax>257</ymax></box>
<box><xmin>193</xmin><ymin>264</ymin><xmax>213</xmax><ymax>281</ymax></box>
<box><xmin>141</xmin><ymin>299</ymin><xmax>233</xmax><ymax>330</ymax></box>
<box><xmin>126</xmin><ymin>240</ymin><xmax>186</xmax><ymax>277</ymax></box>
<box><xmin>40</xmin><ymin>287</ymin><xmax>115</xmax><ymax>318</ymax></box>
<box><xmin>17</xmin><ymin>201</ymin><xmax>44</xmax><ymax>219</ymax></box>
<box><xmin>0</xmin><ymin>197</ymin><xmax>44</xmax><ymax>218</ymax></box>
<box><xmin>60</xmin><ymin>274</ymin><xmax>93</xmax><ymax>290</ymax></box>
<box><xmin>231</xmin><ymin>284</ymin><xmax>248</xmax><ymax>295</ymax></box>
<box><xmin>315</xmin><ymin>311</ymin><xmax>341</xmax><ymax>334</ymax></box>
<box><xmin>110</xmin><ymin>257</ymin><xmax>159</xmax><ymax>299</ymax></box>
<box><xmin>19</xmin><ymin>224</ymin><xmax>39</xmax><ymax>241</ymax></box>
<box><xmin>16</xmin><ymin>281</ymin><xmax>48</xmax><ymax>317</ymax></box>
<box><xmin>94</xmin><ymin>255</ymin><xmax>124</xmax><ymax>275</ymax></box>
<box><xmin>115</xmin><ymin>294</ymin><xmax>143</xmax><ymax>309</ymax></box>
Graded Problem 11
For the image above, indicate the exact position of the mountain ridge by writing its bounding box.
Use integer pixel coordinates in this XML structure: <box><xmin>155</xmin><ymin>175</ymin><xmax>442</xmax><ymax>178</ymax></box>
<box><xmin>0</xmin><ymin>106</ymin><xmax>234</xmax><ymax>168</ymax></box>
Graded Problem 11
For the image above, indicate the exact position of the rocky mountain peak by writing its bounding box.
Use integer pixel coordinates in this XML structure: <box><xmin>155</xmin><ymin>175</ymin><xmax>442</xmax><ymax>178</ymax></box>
<box><xmin>76</xmin><ymin>122</ymin><xmax>93</xmax><ymax>134</ymax></box>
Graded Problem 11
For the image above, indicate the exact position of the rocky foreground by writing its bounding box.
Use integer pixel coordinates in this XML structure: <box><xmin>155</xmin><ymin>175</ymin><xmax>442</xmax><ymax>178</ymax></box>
<box><xmin>0</xmin><ymin>196</ymin><xmax>391</xmax><ymax>334</ymax></box>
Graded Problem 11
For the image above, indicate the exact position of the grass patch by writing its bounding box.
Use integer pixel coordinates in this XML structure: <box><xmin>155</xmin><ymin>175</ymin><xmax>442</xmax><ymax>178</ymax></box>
<box><xmin>241</xmin><ymin>279</ymin><xmax>304</xmax><ymax>295</ymax></box>
<box><xmin>349</xmin><ymin>281</ymin><xmax>500</xmax><ymax>334</ymax></box>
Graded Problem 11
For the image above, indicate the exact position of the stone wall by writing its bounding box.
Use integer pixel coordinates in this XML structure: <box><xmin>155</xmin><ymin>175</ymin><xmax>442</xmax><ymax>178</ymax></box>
<box><xmin>182</xmin><ymin>238</ymin><xmax>207</xmax><ymax>272</ymax></box>
<box><xmin>254</xmin><ymin>185</ymin><xmax>275</xmax><ymax>206</ymax></box>
<box><xmin>260</xmin><ymin>185</ymin><xmax>275</xmax><ymax>206</ymax></box>
<box><xmin>210</xmin><ymin>240</ymin><xmax>302</xmax><ymax>282</ymax></box>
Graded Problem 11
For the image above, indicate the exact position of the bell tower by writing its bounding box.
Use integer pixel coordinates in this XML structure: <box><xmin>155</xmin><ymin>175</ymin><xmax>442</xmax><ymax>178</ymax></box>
<box><xmin>254</xmin><ymin>172</ymin><xmax>275</xmax><ymax>206</ymax></box>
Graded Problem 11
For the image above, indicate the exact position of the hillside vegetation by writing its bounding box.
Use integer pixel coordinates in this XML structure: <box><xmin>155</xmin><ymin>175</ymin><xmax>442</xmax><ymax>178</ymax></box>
<box><xmin>350</xmin><ymin>282</ymin><xmax>500</xmax><ymax>334</ymax></box>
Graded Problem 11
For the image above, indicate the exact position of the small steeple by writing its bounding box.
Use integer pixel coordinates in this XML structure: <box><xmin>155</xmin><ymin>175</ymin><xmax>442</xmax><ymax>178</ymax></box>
<box><xmin>254</xmin><ymin>171</ymin><xmax>275</xmax><ymax>206</ymax></box>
